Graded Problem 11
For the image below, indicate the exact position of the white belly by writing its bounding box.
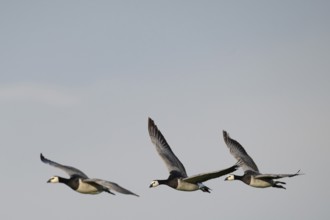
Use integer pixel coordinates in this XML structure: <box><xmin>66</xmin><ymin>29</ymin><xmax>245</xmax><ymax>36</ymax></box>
<box><xmin>77</xmin><ymin>180</ymin><xmax>101</xmax><ymax>194</ymax></box>
<box><xmin>249</xmin><ymin>177</ymin><xmax>272</xmax><ymax>188</ymax></box>
<box><xmin>176</xmin><ymin>180</ymin><xmax>199</xmax><ymax>191</ymax></box>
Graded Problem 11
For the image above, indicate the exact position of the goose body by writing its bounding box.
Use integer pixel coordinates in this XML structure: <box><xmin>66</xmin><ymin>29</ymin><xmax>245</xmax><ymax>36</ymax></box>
<box><xmin>222</xmin><ymin>131</ymin><xmax>302</xmax><ymax>189</ymax></box>
<box><xmin>248</xmin><ymin>176</ymin><xmax>275</xmax><ymax>188</ymax></box>
<box><xmin>40</xmin><ymin>154</ymin><xmax>139</xmax><ymax>196</ymax></box>
<box><xmin>47</xmin><ymin>176</ymin><xmax>101</xmax><ymax>194</ymax></box>
<box><xmin>151</xmin><ymin>176</ymin><xmax>201</xmax><ymax>191</ymax></box>
<box><xmin>76</xmin><ymin>179</ymin><xmax>102</xmax><ymax>194</ymax></box>
<box><xmin>148</xmin><ymin>118</ymin><xmax>239</xmax><ymax>192</ymax></box>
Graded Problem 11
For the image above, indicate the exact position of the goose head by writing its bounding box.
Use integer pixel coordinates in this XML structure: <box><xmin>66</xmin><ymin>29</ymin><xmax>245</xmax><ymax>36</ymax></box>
<box><xmin>149</xmin><ymin>180</ymin><xmax>160</xmax><ymax>188</ymax></box>
<box><xmin>47</xmin><ymin>176</ymin><xmax>60</xmax><ymax>183</ymax></box>
<box><xmin>224</xmin><ymin>174</ymin><xmax>235</xmax><ymax>181</ymax></box>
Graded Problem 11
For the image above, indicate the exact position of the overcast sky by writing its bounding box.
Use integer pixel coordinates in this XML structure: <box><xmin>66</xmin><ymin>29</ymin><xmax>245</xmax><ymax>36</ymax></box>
<box><xmin>1</xmin><ymin>0</ymin><xmax>329</xmax><ymax>219</ymax></box>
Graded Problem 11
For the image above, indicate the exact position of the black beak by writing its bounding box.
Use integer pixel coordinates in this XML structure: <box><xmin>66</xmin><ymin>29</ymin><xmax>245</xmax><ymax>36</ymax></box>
<box><xmin>149</xmin><ymin>184</ymin><xmax>153</xmax><ymax>188</ymax></box>
<box><xmin>47</xmin><ymin>179</ymin><xmax>51</xmax><ymax>183</ymax></box>
<box><xmin>224</xmin><ymin>177</ymin><xmax>229</xmax><ymax>181</ymax></box>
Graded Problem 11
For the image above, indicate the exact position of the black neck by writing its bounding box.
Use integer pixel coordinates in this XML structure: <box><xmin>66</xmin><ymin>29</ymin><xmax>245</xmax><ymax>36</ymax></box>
<box><xmin>234</xmin><ymin>175</ymin><xmax>244</xmax><ymax>181</ymax></box>
<box><xmin>58</xmin><ymin>176</ymin><xmax>80</xmax><ymax>191</ymax></box>
<box><xmin>57</xmin><ymin>176</ymin><xmax>71</xmax><ymax>185</ymax></box>
<box><xmin>157</xmin><ymin>179</ymin><xmax>168</xmax><ymax>185</ymax></box>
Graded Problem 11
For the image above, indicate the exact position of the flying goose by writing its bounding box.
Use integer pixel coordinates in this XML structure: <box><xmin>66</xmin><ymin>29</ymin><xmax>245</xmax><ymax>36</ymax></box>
<box><xmin>222</xmin><ymin>131</ymin><xmax>301</xmax><ymax>189</ymax></box>
<box><xmin>148</xmin><ymin>118</ymin><xmax>239</xmax><ymax>192</ymax></box>
<box><xmin>40</xmin><ymin>153</ymin><xmax>139</xmax><ymax>196</ymax></box>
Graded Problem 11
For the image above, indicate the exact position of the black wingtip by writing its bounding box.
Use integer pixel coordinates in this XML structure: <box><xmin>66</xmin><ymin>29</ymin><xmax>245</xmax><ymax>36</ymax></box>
<box><xmin>40</xmin><ymin>153</ymin><xmax>50</xmax><ymax>164</ymax></box>
<box><xmin>40</xmin><ymin>153</ymin><xmax>45</xmax><ymax>161</ymax></box>
<box><xmin>148</xmin><ymin>117</ymin><xmax>154</xmax><ymax>127</ymax></box>
<box><xmin>293</xmin><ymin>170</ymin><xmax>304</xmax><ymax>176</ymax></box>
<box><xmin>223</xmin><ymin>130</ymin><xmax>229</xmax><ymax>139</ymax></box>
<box><xmin>148</xmin><ymin>117</ymin><xmax>157</xmax><ymax>134</ymax></box>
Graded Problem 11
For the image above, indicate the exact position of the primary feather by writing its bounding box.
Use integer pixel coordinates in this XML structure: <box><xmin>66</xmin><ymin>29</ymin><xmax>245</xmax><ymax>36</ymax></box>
<box><xmin>223</xmin><ymin>131</ymin><xmax>259</xmax><ymax>173</ymax></box>
<box><xmin>40</xmin><ymin>153</ymin><xmax>89</xmax><ymax>178</ymax></box>
<box><xmin>183</xmin><ymin>164</ymin><xmax>238</xmax><ymax>184</ymax></box>
<box><xmin>84</xmin><ymin>179</ymin><xmax>139</xmax><ymax>197</ymax></box>
<box><xmin>148</xmin><ymin>118</ymin><xmax>187</xmax><ymax>177</ymax></box>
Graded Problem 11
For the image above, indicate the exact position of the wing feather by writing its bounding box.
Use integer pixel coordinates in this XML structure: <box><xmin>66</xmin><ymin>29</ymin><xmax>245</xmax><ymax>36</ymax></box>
<box><xmin>84</xmin><ymin>179</ymin><xmax>139</xmax><ymax>196</ymax></box>
<box><xmin>254</xmin><ymin>170</ymin><xmax>302</xmax><ymax>180</ymax></box>
<box><xmin>40</xmin><ymin>153</ymin><xmax>89</xmax><ymax>179</ymax></box>
<box><xmin>222</xmin><ymin>131</ymin><xmax>259</xmax><ymax>173</ymax></box>
<box><xmin>183</xmin><ymin>164</ymin><xmax>239</xmax><ymax>183</ymax></box>
<box><xmin>148</xmin><ymin>118</ymin><xmax>187</xmax><ymax>177</ymax></box>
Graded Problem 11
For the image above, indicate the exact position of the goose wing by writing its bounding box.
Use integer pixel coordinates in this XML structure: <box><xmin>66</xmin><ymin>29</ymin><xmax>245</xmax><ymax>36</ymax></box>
<box><xmin>84</xmin><ymin>179</ymin><xmax>139</xmax><ymax>197</ymax></box>
<box><xmin>148</xmin><ymin>118</ymin><xmax>187</xmax><ymax>177</ymax></box>
<box><xmin>222</xmin><ymin>131</ymin><xmax>259</xmax><ymax>173</ymax></box>
<box><xmin>40</xmin><ymin>153</ymin><xmax>89</xmax><ymax>179</ymax></box>
<box><xmin>254</xmin><ymin>170</ymin><xmax>302</xmax><ymax>180</ymax></box>
<box><xmin>183</xmin><ymin>164</ymin><xmax>239</xmax><ymax>184</ymax></box>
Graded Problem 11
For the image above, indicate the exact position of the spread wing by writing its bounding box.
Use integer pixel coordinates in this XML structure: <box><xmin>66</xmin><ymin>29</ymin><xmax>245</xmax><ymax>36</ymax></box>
<box><xmin>84</xmin><ymin>179</ymin><xmax>139</xmax><ymax>196</ymax></box>
<box><xmin>183</xmin><ymin>164</ymin><xmax>239</xmax><ymax>184</ymax></box>
<box><xmin>254</xmin><ymin>170</ymin><xmax>302</xmax><ymax>180</ymax></box>
<box><xmin>148</xmin><ymin>118</ymin><xmax>187</xmax><ymax>177</ymax></box>
<box><xmin>222</xmin><ymin>131</ymin><xmax>259</xmax><ymax>173</ymax></box>
<box><xmin>40</xmin><ymin>153</ymin><xmax>89</xmax><ymax>179</ymax></box>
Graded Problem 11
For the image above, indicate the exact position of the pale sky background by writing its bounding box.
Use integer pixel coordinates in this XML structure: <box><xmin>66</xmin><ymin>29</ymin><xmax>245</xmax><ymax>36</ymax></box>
<box><xmin>1</xmin><ymin>0</ymin><xmax>329</xmax><ymax>219</ymax></box>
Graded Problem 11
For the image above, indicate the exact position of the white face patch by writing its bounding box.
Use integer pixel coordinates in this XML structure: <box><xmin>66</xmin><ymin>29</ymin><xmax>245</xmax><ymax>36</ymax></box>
<box><xmin>149</xmin><ymin>180</ymin><xmax>159</xmax><ymax>188</ymax></box>
<box><xmin>48</xmin><ymin>176</ymin><xmax>59</xmax><ymax>183</ymax></box>
<box><xmin>225</xmin><ymin>175</ymin><xmax>235</xmax><ymax>181</ymax></box>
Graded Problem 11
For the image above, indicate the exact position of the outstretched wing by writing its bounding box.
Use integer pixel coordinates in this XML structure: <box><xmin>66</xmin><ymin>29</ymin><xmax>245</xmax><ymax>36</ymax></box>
<box><xmin>183</xmin><ymin>164</ymin><xmax>239</xmax><ymax>184</ymax></box>
<box><xmin>222</xmin><ymin>131</ymin><xmax>259</xmax><ymax>173</ymax></box>
<box><xmin>254</xmin><ymin>170</ymin><xmax>302</xmax><ymax>180</ymax></box>
<box><xmin>148</xmin><ymin>118</ymin><xmax>187</xmax><ymax>177</ymax></box>
<box><xmin>40</xmin><ymin>153</ymin><xmax>89</xmax><ymax>179</ymax></box>
<box><xmin>84</xmin><ymin>179</ymin><xmax>139</xmax><ymax>197</ymax></box>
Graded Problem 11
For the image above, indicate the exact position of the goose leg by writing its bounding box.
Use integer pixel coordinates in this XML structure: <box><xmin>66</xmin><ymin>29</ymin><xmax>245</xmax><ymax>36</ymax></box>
<box><xmin>200</xmin><ymin>186</ymin><xmax>211</xmax><ymax>193</ymax></box>
<box><xmin>273</xmin><ymin>181</ymin><xmax>286</xmax><ymax>189</ymax></box>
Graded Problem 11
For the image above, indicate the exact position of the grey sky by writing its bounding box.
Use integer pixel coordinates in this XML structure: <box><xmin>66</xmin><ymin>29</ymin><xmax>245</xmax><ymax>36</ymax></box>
<box><xmin>1</xmin><ymin>0</ymin><xmax>329</xmax><ymax>219</ymax></box>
